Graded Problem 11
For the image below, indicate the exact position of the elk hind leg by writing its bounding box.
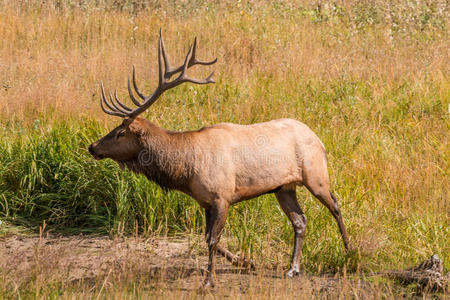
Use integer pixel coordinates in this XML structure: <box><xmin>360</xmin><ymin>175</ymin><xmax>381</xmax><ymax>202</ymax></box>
<box><xmin>305</xmin><ymin>179</ymin><xmax>350</xmax><ymax>251</ymax></box>
<box><xmin>275</xmin><ymin>185</ymin><xmax>307</xmax><ymax>277</ymax></box>
<box><xmin>217</xmin><ymin>246</ymin><xmax>256</xmax><ymax>270</ymax></box>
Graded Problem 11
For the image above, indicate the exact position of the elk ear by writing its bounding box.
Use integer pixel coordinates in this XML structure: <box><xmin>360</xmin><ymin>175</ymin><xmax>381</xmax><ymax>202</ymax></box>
<box><xmin>128</xmin><ymin>120</ymin><xmax>145</xmax><ymax>137</ymax></box>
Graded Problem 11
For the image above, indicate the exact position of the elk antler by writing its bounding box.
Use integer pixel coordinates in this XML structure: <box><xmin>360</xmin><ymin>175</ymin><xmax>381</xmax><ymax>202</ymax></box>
<box><xmin>100</xmin><ymin>30</ymin><xmax>217</xmax><ymax>119</ymax></box>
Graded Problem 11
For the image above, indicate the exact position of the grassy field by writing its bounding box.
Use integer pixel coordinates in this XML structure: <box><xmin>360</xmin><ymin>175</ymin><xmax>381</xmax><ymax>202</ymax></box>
<box><xmin>0</xmin><ymin>0</ymin><xmax>448</xmax><ymax>297</ymax></box>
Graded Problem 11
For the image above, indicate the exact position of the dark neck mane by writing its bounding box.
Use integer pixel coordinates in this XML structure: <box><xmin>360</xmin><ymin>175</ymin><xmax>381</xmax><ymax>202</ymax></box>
<box><xmin>118</xmin><ymin>121</ymin><xmax>195</xmax><ymax>193</ymax></box>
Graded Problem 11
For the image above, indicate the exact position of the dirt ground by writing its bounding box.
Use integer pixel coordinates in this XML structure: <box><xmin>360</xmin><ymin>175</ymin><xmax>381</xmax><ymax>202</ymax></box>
<box><xmin>0</xmin><ymin>234</ymin><xmax>415</xmax><ymax>298</ymax></box>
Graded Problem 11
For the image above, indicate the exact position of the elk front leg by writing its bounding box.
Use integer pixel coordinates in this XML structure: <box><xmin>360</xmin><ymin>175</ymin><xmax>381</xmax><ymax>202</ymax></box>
<box><xmin>206</xmin><ymin>210</ymin><xmax>255</xmax><ymax>270</ymax></box>
<box><xmin>275</xmin><ymin>188</ymin><xmax>307</xmax><ymax>277</ymax></box>
<box><xmin>204</xmin><ymin>201</ymin><xmax>229</xmax><ymax>287</ymax></box>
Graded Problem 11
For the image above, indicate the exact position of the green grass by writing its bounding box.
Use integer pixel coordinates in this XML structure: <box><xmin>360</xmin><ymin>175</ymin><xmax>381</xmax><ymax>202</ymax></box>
<box><xmin>0</xmin><ymin>117</ymin><xmax>203</xmax><ymax>236</ymax></box>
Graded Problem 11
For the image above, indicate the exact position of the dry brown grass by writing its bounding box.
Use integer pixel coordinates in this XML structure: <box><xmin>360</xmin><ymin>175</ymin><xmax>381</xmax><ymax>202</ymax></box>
<box><xmin>1</xmin><ymin>0</ymin><xmax>447</xmax><ymax>121</ymax></box>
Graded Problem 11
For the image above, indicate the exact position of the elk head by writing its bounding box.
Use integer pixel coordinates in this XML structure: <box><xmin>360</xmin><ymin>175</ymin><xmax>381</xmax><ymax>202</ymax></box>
<box><xmin>88</xmin><ymin>30</ymin><xmax>216</xmax><ymax>162</ymax></box>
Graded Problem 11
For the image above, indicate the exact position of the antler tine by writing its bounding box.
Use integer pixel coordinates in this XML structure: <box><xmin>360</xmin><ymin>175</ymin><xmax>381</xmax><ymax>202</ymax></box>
<box><xmin>159</xmin><ymin>29</ymin><xmax>173</xmax><ymax>80</ymax></box>
<box><xmin>190</xmin><ymin>37</ymin><xmax>198</xmax><ymax>66</ymax></box>
<box><xmin>101</xmin><ymin>83</ymin><xmax>121</xmax><ymax>112</ymax></box>
<box><xmin>164</xmin><ymin>37</ymin><xmax>218</xmax><ymax>79</ymax></box>
<box><xmin>179</xmin><ymin>43</ymin><xmax>195</xmax><ymax>80</ymax></box>
<box><xmin>184</xmin><ymin>71</ymin><xmax>216</xmax><ymax>85</ymax></box>
<box><xmin>171</xmin><ymin>43</ymin><xmax>215</xmax><ymax>86</ymax></box>
<box><xmin>128</xmin><ymin>77</ymin><xmax>143</xmax><ymax>107</ymax></box>
<box><xmin>107</xmin><ymin>91</ymin><xmax>129</xmax><ymax>114</ymax></box>
<box><xmin>132</xmin><ymin>66</ymin><xmax>146</xmax><ymax>100</ymax></box>
<box><xmin>189</xmin><ymin>37</ymin><xmax>218</xmax><ymax>67</ymax></box>
<box><xmin>158</xmin><ymin>33</ymin><xmax>164</xmax><ymax>87</ymax></box>
<box><xmin>114</xmin><ymin>89</ymin><xmax>133</xmax><ymax>112</ymax></box>
<box><xmin>100</xmin><ymin>82</ymin><xmax>126</xmax><ymax>117</ymax></box>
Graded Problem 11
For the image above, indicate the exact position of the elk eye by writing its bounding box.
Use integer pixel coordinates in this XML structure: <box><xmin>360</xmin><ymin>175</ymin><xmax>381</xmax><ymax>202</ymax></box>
<box><xmin>117</xmin><ymin>130</ymin><xmax>126</xmax><ymax>139</ymax></box>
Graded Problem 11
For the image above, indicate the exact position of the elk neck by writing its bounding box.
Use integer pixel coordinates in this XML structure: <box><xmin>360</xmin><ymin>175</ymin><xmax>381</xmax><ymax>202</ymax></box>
<box><xmin>119</xmin><ymin>119</ymin><xmax>196</xmax><ymax>193</ymax></box>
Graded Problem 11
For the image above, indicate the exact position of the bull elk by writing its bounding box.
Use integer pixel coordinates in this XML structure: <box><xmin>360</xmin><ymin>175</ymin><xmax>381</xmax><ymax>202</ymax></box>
<box><xmin>88</xmin><ymin>31</ymin><xmax>350</xmax><ymax>287</ymax></box>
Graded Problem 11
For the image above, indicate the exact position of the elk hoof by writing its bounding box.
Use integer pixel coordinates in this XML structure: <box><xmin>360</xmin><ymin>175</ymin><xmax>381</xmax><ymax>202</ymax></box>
<box><xmin>248</xmin><ymin>259</ymin><xmax>257</xmax><ymax>271</ymax></box>
<box><xmin>234</xmin><ymin>258</ymin><xmax>256</xmax><ymax>271</ymax></box>
<box><xmin>197</xmin><ymin>283</ymin><xmax>213</xmax><ymax>295</ymax></box>
<box><xmin>202</xmin><ymin>277</ymin><xmax>215</xmax><ymax>289</ymax></box>
<box><xmin>286</xmin><ymin>268</ymin><xmax>300</xmax><ymax>278</ymax></box>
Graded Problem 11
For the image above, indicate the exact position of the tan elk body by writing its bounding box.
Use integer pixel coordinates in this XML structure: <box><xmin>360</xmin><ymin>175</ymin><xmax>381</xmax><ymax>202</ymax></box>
<box><xmin>89</xmin><ymin>32</ymin><xmax>350</xmax><ymax>287</ymax></box>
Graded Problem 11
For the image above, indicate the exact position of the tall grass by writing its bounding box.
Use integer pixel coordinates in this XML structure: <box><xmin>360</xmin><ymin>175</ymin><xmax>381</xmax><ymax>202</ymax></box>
<box><xmin>0</xmin><ymin>0</ymin><xmax>448</xmax><ymax>277</ymax></box>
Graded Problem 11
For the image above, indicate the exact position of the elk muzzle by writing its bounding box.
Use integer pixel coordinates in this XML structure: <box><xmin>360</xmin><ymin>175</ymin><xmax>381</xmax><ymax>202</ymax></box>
<box><xmin>88</xmin><ymin>143</ymin><xmax>104</xmax><ymax>160</ymax></box>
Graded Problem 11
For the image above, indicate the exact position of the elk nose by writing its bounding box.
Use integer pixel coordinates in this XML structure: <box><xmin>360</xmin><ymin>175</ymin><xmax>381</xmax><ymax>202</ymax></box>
<box><xmin>88</xmin><ymin>144</ymin><xmax>95</xmax><ymax>156</ymax></box>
